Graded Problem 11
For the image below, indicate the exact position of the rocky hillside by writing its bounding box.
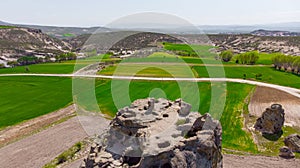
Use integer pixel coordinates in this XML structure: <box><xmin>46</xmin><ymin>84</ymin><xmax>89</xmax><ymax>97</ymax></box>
<box><xmin>208</xmin><ymin>34</ymin><xmax>300</xmax><ymax>55</ymax></box>
<box><xmin>67</xmin><ymin>32</ymin><xmax>300</xmax><ymax>56</ymax></box>
<box><xmin>0</xmin><ymin>27</ymin><xmax>71</xmax><ymax>61</ymax></box>
<box><xmin>82</xmin><ymin>98</ymin><xmax>222</xmax><ymax>168</ymax></box>
<box><xmin>70</xmin><ymin>31</ymin><xmax>182</xmax><ymax>53</ymax></box>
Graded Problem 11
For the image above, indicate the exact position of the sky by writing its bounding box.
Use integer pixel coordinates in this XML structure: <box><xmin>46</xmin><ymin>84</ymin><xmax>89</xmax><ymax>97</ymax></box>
<box><xmin>1</xmin><ymin>0</ymin><xmax>300</xmax><ymax>27</ymax></box>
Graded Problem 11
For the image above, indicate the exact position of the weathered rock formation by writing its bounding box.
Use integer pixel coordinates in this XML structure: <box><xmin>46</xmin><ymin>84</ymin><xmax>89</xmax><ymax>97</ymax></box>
<box><xmin>81</xmin><ymin>98</ymin><xmax>222</xmax><ymax>168</ymax></box>
<box><xmin>284</xmin><ymin>134</ymin><xmax>300</xmax><ymax>153</ymax></box>
<box><xmin>279</xmin><ymin>146</ymin><xmax>295</xmax><ymax>159</ymax></box>
<box><xmin>254</xmin><ymin>104</ymin><xmax>285</xmax><ymax>135</ymax></box>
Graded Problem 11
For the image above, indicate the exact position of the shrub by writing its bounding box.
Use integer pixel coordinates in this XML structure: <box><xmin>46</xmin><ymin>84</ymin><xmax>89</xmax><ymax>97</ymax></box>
<box><xmin>220</xmin><ymin>50</ymin><xmax>233</xmax><ymax>62</ymax></box>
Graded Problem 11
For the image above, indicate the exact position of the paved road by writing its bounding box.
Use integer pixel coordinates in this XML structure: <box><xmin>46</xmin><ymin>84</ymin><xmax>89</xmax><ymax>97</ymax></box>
<box><xmin>1</xmin><ymin>73</ymin><xmax>300</xmax><ymax>99</ymax></box>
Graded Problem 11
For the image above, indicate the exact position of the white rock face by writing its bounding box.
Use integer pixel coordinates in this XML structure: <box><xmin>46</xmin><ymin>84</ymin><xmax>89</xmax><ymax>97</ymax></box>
<box><xmin>82</xmin><ymin>98</ymin><xmax>223</xmax><ymax>168</ymax></box>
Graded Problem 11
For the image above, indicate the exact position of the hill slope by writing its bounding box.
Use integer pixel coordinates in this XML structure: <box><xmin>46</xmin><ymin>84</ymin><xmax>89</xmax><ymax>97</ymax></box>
<box><xmin>0</xmin><ymin>27</ymin><xmax>71</xmax><ymax>61</ymax></box>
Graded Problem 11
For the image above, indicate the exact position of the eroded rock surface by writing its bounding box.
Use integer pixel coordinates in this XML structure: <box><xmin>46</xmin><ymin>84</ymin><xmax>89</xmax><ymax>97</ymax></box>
<box><xmin>284</xmin><ymin>134</ymin><xmax>300</xmax><ymax>153</ymax></box>
<box><xmin>81</xmin><ymin>98</ymin><xmax>223</xmax><ymax>168</ymax></box>
<box><xmin>279</xmin><ymin>146</ymin><xmax>295</xmax><ymax>159</ymax></box>
<box><xmin>254</xmin><ymin>104</ymin><xmax>285</xmax><ymax>135</ymax></box>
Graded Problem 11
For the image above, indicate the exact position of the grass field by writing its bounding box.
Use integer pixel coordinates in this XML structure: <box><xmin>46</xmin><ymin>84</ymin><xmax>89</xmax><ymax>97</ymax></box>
<box><xmin>0</xmin><ymin>74</ymin><xmax>294</xmax><ymax>154</ymax></box>
<box><xmin>163</xmin><ymin>42</ymin><xmax>276</xmax><ymax>65</ymax></box>
<box><xmin>0</xmin><ymin>54</ymin><xmax>119</xmax><ymax>74</ymax></box>
<box><xmin>232</xmin><ymin>52</ymin><xmax>275</xmax><ymax>65</ymax></box>
<box><xmin>1</xmin><ymin>44</ymin><xmax>298</xmax><ymax>155</ymax></box>
<box><xmin>0</xmin><ymin>62</ymin><xmax>78</xmax><ymax>74</ymax></box>
<box><xmin>220</xmin><ymin>83</ymin><xmax>257</xmax><ymax>153</ymax></box>
<box><xmin>193</xmin><ymin>66</ymin><xmax>300</xmax><ymax>88</ymax></box>
<box><xmin>95</xmin><ymin>80</ymin><xmax>211</xmax><ymax>116</ymax></box>
<box><xmin>0</xmin><ymin>25</ymin><xmax>15</xmax><ymax>29</ymax></box>
<box><xmin>99</xmin><ymin>63</ymin><xmax>197</xmax><ymax>77</ymax></box>
<box><xmin>63</xmin><ymin>33</ymin><xmax>75</xmax><ymax>37</ymax></box>
<box><xmin>163</xmin><ymin>42</ymin><xmax>217</xmax><ymax>57</ymax></box>
<box><xmin>94</xmin><ymin>79</ymin><xmax>257</xmax><ymax>152</ymax></box>
<box><xmin>0</xmin><ymin>76</ymin><xmax>72</xmax><ymax>128</ymax></box>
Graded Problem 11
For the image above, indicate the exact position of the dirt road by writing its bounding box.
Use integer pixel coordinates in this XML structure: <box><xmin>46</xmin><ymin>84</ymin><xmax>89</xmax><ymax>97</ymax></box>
<box><xmin>223</xmin><ymin>154</ymin><xmax>300</xmax><ymax>168</ymax></box>
<box><xmin>0</xmin><ymin>105</ymin><xmax>75</xmax><ymax>147</ymax></box>
<box><xmin>0</xmin><ymin>117</ymin><xmax>87</xmax><ymax>168</ymax></box>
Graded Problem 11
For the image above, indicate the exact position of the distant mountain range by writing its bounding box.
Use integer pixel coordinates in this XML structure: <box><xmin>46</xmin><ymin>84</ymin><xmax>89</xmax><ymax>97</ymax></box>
<box><xmin>250</xmin><ymin>29</ymin><xmax>300</xmax><ymax>37</ymax></box>
<box><xmin>1</xmin><ymin>20</ymin><xmax>300</xmax><ymax>37</ymax></box>
<box><xmin>0</xmin><ymin>20</ymin><xmax>110</xmax><ymax>39</ymax></box>
<box><xmin>198</xmin><ymin>22</ymin><xmax>300</xmax><ymax>34</ymax></box>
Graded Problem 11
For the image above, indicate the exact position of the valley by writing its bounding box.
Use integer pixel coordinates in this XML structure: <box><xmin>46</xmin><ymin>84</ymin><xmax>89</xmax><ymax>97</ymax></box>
<box><xmin>1</xmin><ymin>22</ymin><xmax>300</xmax><ymax>168</ymax></box>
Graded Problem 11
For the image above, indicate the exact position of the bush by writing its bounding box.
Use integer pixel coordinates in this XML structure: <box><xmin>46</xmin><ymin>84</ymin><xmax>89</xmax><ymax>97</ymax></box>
<box><xmin>220</xmin><ymin>50</ymin><xmax>233</xmax><ymax>62</ymax></box>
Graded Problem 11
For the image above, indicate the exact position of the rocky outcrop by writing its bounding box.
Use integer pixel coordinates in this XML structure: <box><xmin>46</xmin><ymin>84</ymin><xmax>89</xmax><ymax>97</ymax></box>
<box><xmin>279</xmin><ymin>146</ymin><xmax>295</xmax><ymax>159</ymax></box>
<box><xmin>81</xmin><ymin>98</ymin><xmax>222</xmax><ymax>168</ymax></box>
<box><xmin>254</xmin><ymin>104</ymin><xmax>285</xmax><ymax>135</ymax></box>
<box><xmin>284</xmin><ymin>134</ymin><xmax>300</xmax><ymax>153</ymax></box>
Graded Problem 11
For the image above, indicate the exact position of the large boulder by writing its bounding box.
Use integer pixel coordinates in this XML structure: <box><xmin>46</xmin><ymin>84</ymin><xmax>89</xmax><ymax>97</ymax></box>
<box><xmin>81</xmin><ymin>98</ymin><xmax>223</xmax><ymax>168</ymax></box>
<box><xmin>284</xmin><ymin>134</ymin><xmax>300</xmax><ymax>153</ymax></box>
<box><xmin>279</xmin><ymin>146</ymin><xmax>295</xmax><ymax>159</ymax></box>
<box><xmin>254</xmin><ymin>104</ymin><xmax>285</xmax><ymax>135</ymax></box>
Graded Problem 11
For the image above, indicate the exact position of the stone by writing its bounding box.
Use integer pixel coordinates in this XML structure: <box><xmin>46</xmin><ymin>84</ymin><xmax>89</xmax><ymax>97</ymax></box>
<box><xmin>279</xmin><ymin>146</ymin><xmax>295</xmax><ymax>159</ymax></box>
<box><xmin>284</xmin><ymin>134</ymin><xmax>300</xmax><ymax>152</ymax></box>
<box><xmin>82</xmin><ymin>98</ymin><xmax>223</xmax><ymax>168</ymax></box>
<box><xmin>254</xmin><ymin>104</ymin><xmax>285</xmax><ymax>135</ymax></box>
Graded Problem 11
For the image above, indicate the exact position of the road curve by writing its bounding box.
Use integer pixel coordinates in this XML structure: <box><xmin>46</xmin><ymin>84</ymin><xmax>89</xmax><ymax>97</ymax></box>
<box><xmin>1</xmin><ymin>73</ymin><xmax>300</xmax><ymax>99</ymax></box>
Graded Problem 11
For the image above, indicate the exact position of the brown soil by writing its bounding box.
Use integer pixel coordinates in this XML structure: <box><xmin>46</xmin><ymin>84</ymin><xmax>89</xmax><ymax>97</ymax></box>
<box><xmin>66</xmin><ymin>154</ymin><xmax>300</xmax><ymax>168</ymax></box>
<box><xmin>248</xmin><ymin>86</ymin><xmax>300</xmax><ymax>127</ymax></box>
<box><xmin>223</xmin><ymin>154</ymin><xmax>300</xmax><ymax>168</ymax></box>
<box><xmin>0</xmin><ymin>117</ymin><xmax>87</xmax><ymax>168</ymax></box>
<box><xmin>0</xmin><ymin>105</ymin><xmax>76</xmax><ymax>147</ymax></box>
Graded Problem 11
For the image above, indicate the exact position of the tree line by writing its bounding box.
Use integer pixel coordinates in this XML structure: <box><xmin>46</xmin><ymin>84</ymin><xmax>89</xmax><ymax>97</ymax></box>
<box><xmin>4</xmin><ymin>52</ymin><xmax>77</xmax><ymax>67</ymax></box>
<box><xmin>272</xmin><ymin>53</ymin><xmax>300</xmax><ymax>74</ymax></box>
<box><xmin>219</xmin><ymin>50</ymin><xmax>259</xmax><ymax>65</ymax></box>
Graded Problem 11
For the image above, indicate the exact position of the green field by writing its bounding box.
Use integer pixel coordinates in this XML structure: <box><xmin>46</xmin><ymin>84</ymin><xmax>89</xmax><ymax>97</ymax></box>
<box><xmin>99</xmin><ymin>63</ymin><xmax>197</xmax><ymax>77</ymax></box>
<box><xmin>163</xmin><ymin>42</ymin><xmax>277</xmax><ymax>65</ymax></box>
<box><xmin>0</xmin><ymin>62</ymin><xmax>78</xmax><ymax>74</ymax></box>
<box><xmin>0</xmin><ymin>76</ymin><xmax>72</xmax><ymax>128</ymax></box>
<box><xmin>63</xmin><ymin>33</ymin><xmax>75</xmax><ymax>37</ymax></box>
<box><xmin>232</xmin><ymin>52</ymin><xmax>275</xmax><ymax>65</ymax></box>
<box><xmin>1</xmin><ymin>43</ymin><xmax>299</xmax><ymax>156</ymax></box>
<box><xmin>220</xmin><ymin>83</ymin><xmax>257</xmax><ymax>152</ymax></box>
<box><xmin>0</xmin><ymin>25</ymin><xmax>15</xmax><ymax>29</ymax></box>
<box><xmin>1</xmin><ymin>74</ymin><xmax>298</xmax><ymax>154</ymax></box>
<box><xmin>193</xmin><ymin>66</ymin><xmax>300</xmax><ymax>88</ymax></box>
<box><xmin>93</xmin><ymin>80</ymin><xmax>257</xmax><ymax>152</ymax></box>
<box><xmin>163</xmin><ymin>42</ymin><xmax>217</xmax><ymax>57</ymax></box>
<box><xmin>0</xmin><ymin>54</ymin><xmax>119</xmax><ymax>74</ymax></box>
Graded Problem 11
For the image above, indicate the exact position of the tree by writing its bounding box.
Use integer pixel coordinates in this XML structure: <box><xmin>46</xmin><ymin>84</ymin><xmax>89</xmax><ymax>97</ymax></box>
<box><xmin>7</xmin><ymin>61</ymin><xmax>18</xmax><ymax>67</ymax></box>
<box><xmin>247</xmin><ymin>51</ymin><xmax>259</xmax><ymax>65</ymax></box>
<box><xmin>271</xmin><ymin>53</ymin><xmax>284</xmax><ymax>69</ymax></box>
<box><xmin>236</xmin><ymin>51</ymin><xmax>259</xmax><ymax>65</ymax></box>
<box><xmin>17</xmin><ymin>56</ymin><xmax>38</xmax><ymax>65</ymax></box>
<box><xmin>293</xmin><ymin>57</ymin><xmax>300</xmax><ymax>74</ymax></box>
<box><xmin>55</xmin><ymin>52</ymin><xmax>76</xmax><ymax>62</ymax></box>
<box><xmin>272</xmin><ymin>53</ymin><xmax>300</xmax><ymax>74</ymax></box>
<box><xmin>220</xmin><ymin>50</ymin><xmax>233</xmax><ymax>62</ymax></box>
